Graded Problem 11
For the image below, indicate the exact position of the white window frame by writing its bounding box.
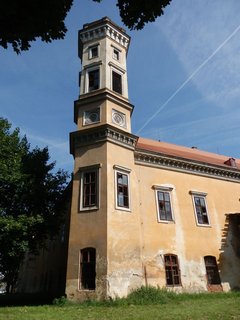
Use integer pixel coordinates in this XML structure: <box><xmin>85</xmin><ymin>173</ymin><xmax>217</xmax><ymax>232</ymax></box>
<box><xmin>153</xmin><ymin>185</ymin><xmax>174</xmax><ymax>223</ymax></box>
<box><xmin>88</xmin><ymin>44</ymin><xmax>99</xmax><ymax>59</ymax></box>
<box><xmin>190</xmin><ymin>191</ymin><xmax>211</xmax><ymax>227</ymax></box>
<box><xmin>114</xmin><ymin>165</ymin><xmax>131</xmax><ymax>212</ymax></box>
<box><xmin>79</xmin><ymin>164</ymin><xmax>101</xmax><ymax>212</ymax></box>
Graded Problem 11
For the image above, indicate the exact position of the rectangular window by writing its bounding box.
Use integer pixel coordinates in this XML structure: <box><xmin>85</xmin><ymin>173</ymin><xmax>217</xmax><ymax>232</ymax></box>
<box><xmin>88</xmin><ymin>69</ymin><xmax>99</xmax><ymax>92</ymax></box>
<box><xmin>112</xmin><ymin>71</ymin><xmax>122</xmax><ymax>94</ymax></box>
<box><xmin>117</xmin><ymin>172</ymin><xmax>129</xmax><ymax>208</ymax></box>
<box><xmin>164</xmin><ymin>254</ymin><xmax>181</xmax><ymax>286</ymax></box>
<box><xmin>79</xmin><ymin>165</ymin><xmax>100</xmax><ymax>211</ymax></box>
<box><xmin>89</xmin><ymin>45</ymin><xmax>98</xmax><ymax>59</ymax></box>
<box><xmin>193</xmin><ymin>195</ymin><xmax>209</xmax><ymax>225</ymax></box>
<box><xmin>157</xmin><ymin>191</ymin><xmax>173</xmax><ymax>222</ymax></box>
<box><xmin>113</xmin><ymin>48</ymin><xmax>120</xmax><ymax>60</ymax></box>
<box><xmin>114</xmin><ymin>166</ymin><xmax>131</xmax><ymax>211</ymax></box>
<box><xmin>83</xmin><ymin>171</ymin><xmax>97</xmax><ymax>207</ymax></box>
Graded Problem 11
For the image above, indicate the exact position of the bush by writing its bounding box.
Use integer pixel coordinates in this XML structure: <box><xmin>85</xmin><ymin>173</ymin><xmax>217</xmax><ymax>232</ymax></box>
<box><xmin>52</xmin><ymin>296</ymin><xmax>68</xmax><ymax>306</ymax></box>
<box><xmin>123</xmin><ymin>286</ymin><xmax>177</xmax><ymax>305</ymax></box>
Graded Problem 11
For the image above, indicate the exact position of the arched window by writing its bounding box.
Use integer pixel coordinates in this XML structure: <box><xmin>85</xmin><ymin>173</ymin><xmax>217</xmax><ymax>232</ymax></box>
<box><xmin>204</xmin><ymin>256</ymin><xmax>221</xmax><ymax>285</ymax></box>
<box><xmin>164</xmin><ymin>254</ymin><xmax>181</xmax><ymax>286</ymax></box>
<box><xmin>80</xmin><ymin>248</ymin><xmax>96</xmax><ymax>290</ymax></box>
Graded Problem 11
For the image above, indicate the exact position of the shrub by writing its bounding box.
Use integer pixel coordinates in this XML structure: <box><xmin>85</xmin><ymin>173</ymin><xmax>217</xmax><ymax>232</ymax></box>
<box><xmin>116</xmin><ymin>286</ymin><xmax>178</xmax><ymax>306</ymax></box>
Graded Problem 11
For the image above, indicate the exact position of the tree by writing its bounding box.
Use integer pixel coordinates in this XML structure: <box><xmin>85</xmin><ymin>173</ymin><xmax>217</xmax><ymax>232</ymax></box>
<box><xmin>0</xmin><ymin>0</ymin><xmax>73</xmax><ymax>54</ymax></box>
<box><xmin>0</xmin><ymin>118</ymin><xmax>68</xmax><ymax>293</ymax></box>
<box><xmin>104</xmin><ymin>0</ymin><xmax>172</xmax><ymax>30</ymax></box>
<box><xmin>0</xmin><ymin>0</ymin><xmax>172</xmax><ymax>53</ymax></box>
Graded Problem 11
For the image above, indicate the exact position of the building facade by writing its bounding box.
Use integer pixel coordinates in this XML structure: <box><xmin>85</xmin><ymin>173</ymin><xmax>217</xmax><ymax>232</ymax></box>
<box><xmin>66</xmin><ymin>17</ymin><xmax>240</xmax><ymax>301</ymax></box>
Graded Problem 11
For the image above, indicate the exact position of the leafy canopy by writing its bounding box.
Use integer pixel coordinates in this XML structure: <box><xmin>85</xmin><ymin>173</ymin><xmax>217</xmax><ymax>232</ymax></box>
<box><xmin>0</xmin><ymin>118</ymin><xmax>69</xmax><ymax>292</ymax></box>
<box><xmin>0</xmin><ymin>0</ymin><xmax>172</xmax><ymax>53</ymax></box>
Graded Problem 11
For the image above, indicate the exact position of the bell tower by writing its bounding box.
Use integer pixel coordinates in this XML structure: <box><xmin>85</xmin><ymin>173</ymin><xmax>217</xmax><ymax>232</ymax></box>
<box><xmin>66</xmin><ymin>17</ymin><xmax>141</xmax><ymax>301</ymax></box>
<box><xmin>73</xmin><ymin>17</ymin><xmax>133</xmax><ymax>134</ymax></box>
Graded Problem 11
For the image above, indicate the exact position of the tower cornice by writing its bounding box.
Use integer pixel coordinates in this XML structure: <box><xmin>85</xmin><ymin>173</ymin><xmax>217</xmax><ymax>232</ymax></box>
<box><xmin>70</xmin><ymin>124</ymin><xmax>138</xmax><ymax>156</ymax></box>
<box><xmin>78</xmin><ymin>17</ymin><xmax>131</xmax><ymax>59</ymax></box>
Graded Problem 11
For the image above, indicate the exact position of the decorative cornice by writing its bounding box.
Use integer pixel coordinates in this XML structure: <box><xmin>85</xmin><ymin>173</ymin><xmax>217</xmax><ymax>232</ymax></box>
<box><xmin>70</xmin><ymin>124</ymin><xmax>138</xmax><ymax>156</ymax></box>
<box><xmin>74</xmin><ymin>88</ymin><xmax>134</xmax><ymax>124</ymax></box>
<box><xmin>134</xmin><ymin>149</ymin><xmax>240</xmax><ymax>183</ymax></box>
<box><xmin>78</xmin><ymin>17</ymin><xmax>130</xmax><ymax>58</ymax></box>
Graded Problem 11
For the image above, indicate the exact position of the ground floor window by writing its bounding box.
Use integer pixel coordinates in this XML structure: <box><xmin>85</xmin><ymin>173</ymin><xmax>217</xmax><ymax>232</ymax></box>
<box><xmin>204</xmin><ymin>256</ymin><xmax>221</xmax><ymax>285</ymax></box>
<box><xmin>164</xmin><ymin>254</ymin><xmax>181</xmax><ymax>286</ymax></box>
<box><xmin>80</xmin><ymin>248</ymin><xmax>96</xmax><ymax>290</ymax></box>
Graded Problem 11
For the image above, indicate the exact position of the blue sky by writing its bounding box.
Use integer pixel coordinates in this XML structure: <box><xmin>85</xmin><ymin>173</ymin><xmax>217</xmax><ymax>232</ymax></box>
<box><xmin>1</xmin><ymin>0</ymin><xmax>240</xmax><ymax>173</ymax></box>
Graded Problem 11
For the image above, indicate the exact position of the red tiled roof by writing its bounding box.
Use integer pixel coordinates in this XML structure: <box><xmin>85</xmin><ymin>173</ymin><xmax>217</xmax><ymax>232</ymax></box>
<box><xmin>136</xmin><ymin>137</ymin><xmax>240</xmax><ymax>169</ymax></box>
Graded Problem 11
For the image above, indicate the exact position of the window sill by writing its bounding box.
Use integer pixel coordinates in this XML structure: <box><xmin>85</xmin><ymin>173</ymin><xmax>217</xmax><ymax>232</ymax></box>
<box><xmin>78</xmin><ymin>289</ymin><xmax>96</xmax><ymax>292</ymax></box>
<box><xmin>166</xmin><ymin>284</ymin><xmax>182</xmax><ymax>287</ymax></box>
<box><xmin>79</xmin><ymin>206</ymin><xmax>99</xmax><ymax>212</ymax></box>
<box><xmin>196</xmin><ymin>223</ymin><xmax>211</xmax><ymax>228</ymax></box>
<box><xmin>115</xmin><ymin>207</ymin><xmax>131</xmax><ymax>212</ymax></box>
<box><xmin>158</xmin><ymin>220</ymin><xmax>175</xmax><ymax>224</ymax></box>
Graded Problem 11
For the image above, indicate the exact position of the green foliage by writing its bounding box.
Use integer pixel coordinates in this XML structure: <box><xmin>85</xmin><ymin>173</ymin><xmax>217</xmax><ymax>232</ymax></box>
<box><xmin>94</xmin><ymin>0</ymin><xmax>172</xmax><ymax>30</ymax></box>
<box><xmin>0</xmin><ymin>0</ymin><xmax>73</xmax><ymax>53</ymax></box>
<box><xmin>1</xmin><ymin>0</ymin><xmax>172</xmax><ymax>53</ymax></box>
<box><xmin>0</xmin><ymin>118</ymin><xmax>68</xmax><ymax>292</ymax></box>
<box><xmin>1</xmin><ymin>290</ymin><xmax>240</xmax><ymax>320</ymax></box>
<box><xmin>120</xmin><ymin>286</ymin><xmax>177</xmax><ymax>305</ymax></box>
<box><xmin>52</xmin><ymin>296</ymin><xmax>69</xmax><ymax>306</ymax></box>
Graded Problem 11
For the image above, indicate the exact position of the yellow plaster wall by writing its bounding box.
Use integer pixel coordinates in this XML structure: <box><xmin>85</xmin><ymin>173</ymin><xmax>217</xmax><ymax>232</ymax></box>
<box><xmin>66</xmin><ymin>143</ymin><xmax>108</xmax><ymax>301</ymax></box>
<box><xmin>135</xmin><ymin>164</ymin><xmax>240</xmax><ymax>291</ymax></box>
<box><xmin>105</xmin><ymin>142</ymin><xmax>143</xmax><ymax>297</ymax></box>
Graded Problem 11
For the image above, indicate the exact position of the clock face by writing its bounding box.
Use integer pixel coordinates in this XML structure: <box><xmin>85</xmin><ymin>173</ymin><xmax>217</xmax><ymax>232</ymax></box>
<box><xmin>112</xmin><ymin>109</ymin><xmax>126</xmax><ymax>127</ymax></box>
<box><xmin>83</xmin><ymin>108</ymin><xmax>100</xmax><ymax>125</ymax></box>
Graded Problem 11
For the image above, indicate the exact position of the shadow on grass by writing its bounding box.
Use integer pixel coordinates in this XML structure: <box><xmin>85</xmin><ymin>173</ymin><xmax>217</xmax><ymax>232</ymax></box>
<box><xmin>0</xmin><ymin>292</ymin><xmax>62</xmax><ymax>307</ymax></box>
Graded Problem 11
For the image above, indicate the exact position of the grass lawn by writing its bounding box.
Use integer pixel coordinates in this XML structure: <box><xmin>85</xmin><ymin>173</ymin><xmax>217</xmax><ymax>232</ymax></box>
<box><xmin>1</xmin><ymin>288</ymin><xmax>240</xmax><ymax>320</ymax></box>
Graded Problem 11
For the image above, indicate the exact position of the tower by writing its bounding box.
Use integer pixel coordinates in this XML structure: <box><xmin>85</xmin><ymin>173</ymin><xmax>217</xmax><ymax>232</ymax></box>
<box><xmin>66</xmin><ymin>17</ymin><xmax>141</xmax><ymax>301</ymax></box>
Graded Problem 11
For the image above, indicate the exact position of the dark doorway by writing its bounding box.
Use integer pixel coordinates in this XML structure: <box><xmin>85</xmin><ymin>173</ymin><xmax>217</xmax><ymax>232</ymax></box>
<box><xmin>80</xmin><ymin>248</ymin><xmax>96</xmax><ymax>290</ymax></box>
<box><xmin>204</xmin><ymin>256</ymin><xmax>222</xmax><ymax>291</ymax></box>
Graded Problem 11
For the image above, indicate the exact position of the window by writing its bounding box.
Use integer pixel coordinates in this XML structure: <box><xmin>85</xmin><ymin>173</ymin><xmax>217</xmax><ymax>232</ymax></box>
<box><xmin>114</xmin><ymin>166</ymin><xmax>131</xmax><ymax>210</ymax></box>
<box><xmin>89</xmin><ymin>45</ymin><xmax>98</xmax><ymax>59</ymax></box>
<box><xmin>116</xmin><ymin>172</ymin><xmax>129</xmax><ymax>208</ymax></box>
<box><xmin>156</xmin><ymin>191</ymin><xmax>173</xmax><ymax>222</ymax></box>
<box><xmin>204</xmin><ymin>256</ymin><xmax>221</xmax><ymax>285</ymax></box>
<box><xmin>112</xmin><ymin>109</ymin><xmax>126</xmax><ymax>128</ymax></box>
<box><xmin>82</xmin><ymin>171</ymin><xmax>97</xmax><ymax>207</ymax></box>
<box><xmin>192</xmin><ymin>193</ymin><xmax>210</xmax><ymax>225</ymax></box>
<box><xmin>83</xmin><ymin>108</ymin><xmax>100</xmax><ymax>125</ymax></box>
<box><xmin>79</xmin><ymin>165</ymin><xmax>100</xmax><ymax>211</ymax></box>
<box><xmin>113</xmin><ymin>48</ymin><xmax>120</xmax><ymax>60</ymax></box>
<box><xmin>80</xmin><ymin>248</ymin><xmax>96</xmax><ymax>290</ymax></box>
<box><xmin>164</xmin><ymin>254</ymin><xmax>181</xmax><ymax>286</ymax></box>
<box><xmin>88</xmin><ymin>68</ymin><xmax>99</xmax><ymax>92</ymax></box>
<box><xmin>112</xmin><ymin>71</ymin><xmax>122</xmax><ymax>94</ymax></box>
